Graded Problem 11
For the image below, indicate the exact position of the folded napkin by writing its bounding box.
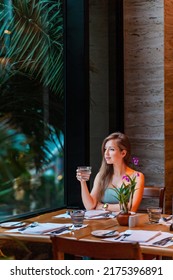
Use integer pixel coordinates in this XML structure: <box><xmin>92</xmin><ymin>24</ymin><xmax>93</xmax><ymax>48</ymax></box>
<box><xmin>104</xmin><ymin>231</ymin><xmax>173</xmax><ymax>247</ymax></box>
<box><xmin>7</xmin><ymin>222</ymin><xmax>88</xmax><ymax>235</ymax></box>
<box><xmin>159</xmin><ymin>218</ymin><xmax>172</xmax><ymax>226</ymax></box>
<box><xmin>142</xmin><ymin>232</ymin><xmax>173</xmax><ymax>247</ymax></box>
<box><xmin>121</xmin><ymin>230</ymin><xmax>161</xmax><ymax>243</ymax></box>
<box><xmin>45</xmin><ymin>224</ymin><xmax>88</xmax><ymax>235</ymax></box>
<box><xmin>54</xmin><ymin>210</ymin><xmax>117</xmax><ymax>220</ymax></box>
<box><xmin>84</xmin><ymin>210</ymin><xmax>117</xmax><ymax>219</ymax></box>
<box><xmin>6</xmin><ymin>223</ymin><xmax>72</xmax><ymax>234</ymax></box>
<box><xmin>54</xmin><ymin>213</ymin><xmax>70</xmax><ymax>219</ymax></box>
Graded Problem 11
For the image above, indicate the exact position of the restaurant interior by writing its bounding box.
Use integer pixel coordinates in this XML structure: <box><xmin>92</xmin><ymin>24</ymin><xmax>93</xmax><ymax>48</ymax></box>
<box><xmin>0</xmin><ymin>0</ymin><xmax>173</xmax><ymax>260</ymax></box>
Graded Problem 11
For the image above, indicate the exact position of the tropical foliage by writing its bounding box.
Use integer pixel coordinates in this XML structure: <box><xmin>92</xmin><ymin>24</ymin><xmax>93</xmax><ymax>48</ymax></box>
<box><xmin>112</xmin><ymin>174</ymin><xmax>138</xmax><ymax>213</ymax></box>
<box><xmin>0</xmin><ymin>0</ymin><xmax>63</xmax><ymax>94</ymax></box>
<box><xmin>112</xmin><ymin>157</ymin><xmax>139</xmax><ymax>213</ymax></box>
<box><xmin>0</xmin><ymin>0</ymin><xmax>64</xmax><ymax>218</ymax></box>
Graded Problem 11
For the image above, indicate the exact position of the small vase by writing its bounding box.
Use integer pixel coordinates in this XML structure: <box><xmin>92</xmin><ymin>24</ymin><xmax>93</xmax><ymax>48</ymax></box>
<box><xmin>117</xmin><ymin>212</ymin><xmax>131</xmax><ymax>226</ymax></box>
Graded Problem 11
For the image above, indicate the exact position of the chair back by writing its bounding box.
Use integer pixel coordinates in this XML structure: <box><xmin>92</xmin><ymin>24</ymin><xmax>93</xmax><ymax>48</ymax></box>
<box><xmin>50</xmin><ymin>236</ymin><xmax>143</xmax><ymax>260</ymax></box>
<box><xmin>138</xmin><ymin>186</ymin><xmax>165</xmax><ymax>213</ymax></box>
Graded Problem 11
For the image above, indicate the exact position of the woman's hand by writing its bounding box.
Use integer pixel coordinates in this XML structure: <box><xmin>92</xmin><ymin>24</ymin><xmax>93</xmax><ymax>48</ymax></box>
<box><xmin>76</xmin><ymin>168</ymin><xmax>91</xmax><ymax>182</ymax></box>
<box><xmin>95</xmin><ymin>202</ymin><xmax>104</xmax><ymax>210</ymax></box>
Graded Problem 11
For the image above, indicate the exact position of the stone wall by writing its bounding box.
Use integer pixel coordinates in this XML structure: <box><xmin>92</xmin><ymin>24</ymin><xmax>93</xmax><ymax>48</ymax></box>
<box><xmin>89</xmin><ymin>0</ymin><xmax>173</xmax><ymax>212</ymax></box>
<box><xmin>124</xmin><ymin>0</ymin><xmax>164</xmax><ymax>187</ymax></box>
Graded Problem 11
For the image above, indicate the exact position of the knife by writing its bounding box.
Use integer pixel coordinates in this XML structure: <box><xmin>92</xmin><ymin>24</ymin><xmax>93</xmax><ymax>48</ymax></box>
<box><xmin>49</xmin><ymin>226</ymin><xmax>71</xmax><ymax>235</ymax></box>
<box><xmin>153</xmin><ymin>236</ymin><xmax>173</xmax><ymax>246</ymax></box>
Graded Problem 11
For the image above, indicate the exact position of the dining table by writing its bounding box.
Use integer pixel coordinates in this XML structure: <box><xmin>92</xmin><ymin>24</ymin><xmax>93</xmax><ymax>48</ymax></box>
<box><xmin>0</xmin><ymin>208</ymin><xmax>173</xmax><ymax>259</ymax></box>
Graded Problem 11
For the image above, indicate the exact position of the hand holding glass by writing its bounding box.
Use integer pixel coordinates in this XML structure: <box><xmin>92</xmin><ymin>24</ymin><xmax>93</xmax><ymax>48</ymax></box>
<box><xmin>76</xmin><ymin>166</ymin><xmax>92</xmax><ymax>181</ymax></box>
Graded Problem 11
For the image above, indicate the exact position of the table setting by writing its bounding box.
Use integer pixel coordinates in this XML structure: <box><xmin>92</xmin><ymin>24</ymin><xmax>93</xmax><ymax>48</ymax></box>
<box><xmin>54</xmin><ymin>209</ymin><xmax>117</xmax><ymax>220</ymax></box>
<box><xmin>1</xmin><ymin>207</ymin><xmax>173</xmax><ymax>258</ymax></box>
<box><xmin>5</xmin><ymin>222</ymin><xmax>88</xmax><ymax>235</ymax></box>
<box><xmin>101</xmin><ymin>229</ymin><xmax>173</xmax><ymax>248</ymax></box>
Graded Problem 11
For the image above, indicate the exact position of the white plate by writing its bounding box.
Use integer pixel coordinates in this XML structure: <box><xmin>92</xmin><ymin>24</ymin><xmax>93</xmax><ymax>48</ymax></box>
<box><xmin>91</xmin><ymin>230</ymin><xmax>119</xmax><ymax>238</ymax></box>
<box><xmin>0</xmin><ymin>221</ymin><xmax>26</xmax><ymax>228</ymax></box>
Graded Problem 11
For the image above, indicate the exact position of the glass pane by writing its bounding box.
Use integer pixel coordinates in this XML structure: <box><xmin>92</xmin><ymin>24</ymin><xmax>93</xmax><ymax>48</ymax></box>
<box><xmin>0</xmin><ymin>0</ymin><xmax>64</xmax><ymax>220</ymax></box>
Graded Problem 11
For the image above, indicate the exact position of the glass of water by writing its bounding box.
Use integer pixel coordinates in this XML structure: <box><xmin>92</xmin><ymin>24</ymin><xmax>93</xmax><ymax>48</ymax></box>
<box><xmin>147</xmin><ymin>207</ymin><xmax>162</xmax><ymax>223</ymax></box>
<box><xmin>70</xmin><ymin>210</ymin><xmax>85</xmax><ymax>227</ymax></box>
<box><xmin>77</xmin><ymin>166</ymin><xmax>92</xmax><ymax>181</ymax></box>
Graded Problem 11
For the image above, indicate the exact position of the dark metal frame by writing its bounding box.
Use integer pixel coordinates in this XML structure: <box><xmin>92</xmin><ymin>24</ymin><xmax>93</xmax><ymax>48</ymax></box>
<box><xmin>64</xmin><ymin>0</ymin><xmax>124</xmax><ymax>207</ymax></box>
<box><xmin>64</xmin><ymin>0</ymin><xmax>90</xmax><ymax>208</ymax></box>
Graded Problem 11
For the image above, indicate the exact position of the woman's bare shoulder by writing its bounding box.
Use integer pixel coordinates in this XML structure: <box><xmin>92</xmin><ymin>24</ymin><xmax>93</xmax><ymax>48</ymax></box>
<box><xmin>128</xmin><ymin>168</ymin><xmax>145</xmax><ymax>182</ymax></box>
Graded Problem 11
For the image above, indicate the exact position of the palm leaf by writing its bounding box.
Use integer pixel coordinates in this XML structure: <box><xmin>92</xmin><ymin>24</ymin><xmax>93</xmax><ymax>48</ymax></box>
<box><xmin>0</xmin><ymin>0</ymin><xmax>63</xmax><ymax>96</ymax></box>
<box><xmin>0</xmin><ymin>0</ymin><xmax>64</xmax><ymax>170</ymax></box>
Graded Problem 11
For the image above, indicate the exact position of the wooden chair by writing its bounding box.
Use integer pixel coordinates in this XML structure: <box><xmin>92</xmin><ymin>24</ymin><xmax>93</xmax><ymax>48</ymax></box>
<box><xmin>50</xmin><ymin>236</ymin><xmax>143</xmax><ymax>260</ymax></box>
<box><xmin>138</xmin><ymin>186</ymin><xmax>165</xmax><ymax>213</ymax></box>
<box><xmin>138</xmin><ymin>186</ymin><xmax>165</xmax><ymax>260</ymax></box>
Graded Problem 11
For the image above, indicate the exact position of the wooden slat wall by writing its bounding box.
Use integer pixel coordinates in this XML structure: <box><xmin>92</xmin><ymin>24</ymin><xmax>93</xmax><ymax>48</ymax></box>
<box><xmin>164</xmin><ymin>0</ymin><xmax>173</xmax><ymax>213</ymax></box>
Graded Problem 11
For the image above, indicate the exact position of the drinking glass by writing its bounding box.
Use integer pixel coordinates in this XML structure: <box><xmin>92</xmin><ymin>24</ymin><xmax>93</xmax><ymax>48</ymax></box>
<box><xmin>147</xmin><ymin>207</ymin><xmax>162</xmax><ymax>223</ymax></box>
<box><xmin>70</xmin><ymin>210</ymin><xmax>85</xmax><ymax>227</ymax></box>
<box><xmin>77</xmin><ymin>166</ymin><xmax>92</xmax><ymax>181</ymax></box>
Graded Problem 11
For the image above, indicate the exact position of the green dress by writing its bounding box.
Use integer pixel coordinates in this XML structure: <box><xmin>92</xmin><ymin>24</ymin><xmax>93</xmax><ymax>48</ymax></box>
<box><xmin>101</xmin><ymin>187</ymin><xmax>119</xmax><ymax>204</ymax></box>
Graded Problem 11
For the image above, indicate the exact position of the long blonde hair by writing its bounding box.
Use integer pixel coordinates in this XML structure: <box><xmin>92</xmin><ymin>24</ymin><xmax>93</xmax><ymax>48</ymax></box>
<box><xmin>97</xmin><ymin>132</ymin><xmax>131</xmax><ymax>201</ymax></box>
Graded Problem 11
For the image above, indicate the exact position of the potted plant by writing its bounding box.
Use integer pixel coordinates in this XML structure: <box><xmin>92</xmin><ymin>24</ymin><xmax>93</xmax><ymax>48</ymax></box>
<box><xmin>112</xmin><ymin>158</ymin><xmax>139</xmax><ymax>226</ymax></box>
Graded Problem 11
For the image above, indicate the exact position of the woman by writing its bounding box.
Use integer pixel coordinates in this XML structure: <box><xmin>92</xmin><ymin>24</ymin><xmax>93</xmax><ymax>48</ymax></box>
<box><xmin>76</xmin><ymin>132</ymin><xmax>145</xmax><ymax>212</ymax></box>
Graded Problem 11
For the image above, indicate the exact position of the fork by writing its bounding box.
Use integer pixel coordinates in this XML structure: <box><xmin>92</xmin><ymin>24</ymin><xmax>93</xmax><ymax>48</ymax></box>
<box><xmin>114</xmin><ymin>233</ymin><xmax>131</xmax><ymax>241</ymax></box>
<box><xmin>120</xmin><ymin>233</ymin><xmax>131</xmax><ymax>241</ymax></box>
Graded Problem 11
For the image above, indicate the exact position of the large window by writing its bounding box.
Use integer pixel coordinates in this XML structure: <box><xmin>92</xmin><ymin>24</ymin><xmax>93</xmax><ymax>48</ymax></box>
<box><xmin>0</xmin><ymin>0</ymin><xmax>64</xmax><ymax>221</ymax></box>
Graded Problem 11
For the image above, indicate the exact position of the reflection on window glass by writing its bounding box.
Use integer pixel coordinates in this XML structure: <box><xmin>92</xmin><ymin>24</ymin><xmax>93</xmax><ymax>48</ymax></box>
<box><xmin>0</xmin><ymin>0</ymin><xmax>64</xmax><ymax>221</ymax></box>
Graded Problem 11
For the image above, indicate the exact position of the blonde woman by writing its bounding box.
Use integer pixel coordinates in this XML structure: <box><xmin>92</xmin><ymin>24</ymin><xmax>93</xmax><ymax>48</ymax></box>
<box><xmin>76</xmin><ymin>132</ymin><xmax>144</xmax><ymax>212</ymax></box>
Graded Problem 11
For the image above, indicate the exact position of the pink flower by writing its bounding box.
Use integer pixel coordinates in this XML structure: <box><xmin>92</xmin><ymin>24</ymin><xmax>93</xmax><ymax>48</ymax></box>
<box><xmin>132</xmin><ymin>157</ymin><xmax>139</xmax><ymax>166</ymax></box>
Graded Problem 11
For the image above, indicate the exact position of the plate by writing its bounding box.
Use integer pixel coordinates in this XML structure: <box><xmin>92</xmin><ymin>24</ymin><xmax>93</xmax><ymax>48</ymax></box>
<box><xmin>91</xmin><ymin>230</ymin><xmax>119</xmax><ymax>238</ymax></box>
<box><xmin>0</xmin><ymin>221</ymin><xmax>26</xmax><ymax>228</ymax></box>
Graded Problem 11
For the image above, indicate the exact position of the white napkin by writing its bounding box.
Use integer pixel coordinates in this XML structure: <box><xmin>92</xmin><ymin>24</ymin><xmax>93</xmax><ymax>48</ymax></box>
<box><xmin>84</xmin><ymin>210</ymin><xmax>117</xmax><ymax>219</ymax></box>
<box><xmin>54</xmin><ymin>213</ymin><xmax>70</xmax><ymax>218</ymax></box>
<box><xmin>159</xmin><ymin>218</ymin><xmax>172</xmax><ymax>226</ymax></box>
<box><xmin>121</xmin><ymin>229</ymin><xmax>161</xmax><ymax>242</ymax></box>
<box><xmin>6</xmin><ymin>223</ymin><xmax>72</xmax><ymax>234</ymax></box>
<box><xmin>104</xmin><ymin>231</ymin><xmax>173</xmax><ymax>247</ymax></box>
<box><xmin>6</xmin><ymin>222</ymin><xmax>88</xmax><ymax>235</ymax></box>
<box><xmin>45</xmin><ymin>224</ymin><xmax>88</xmax><ymax>235</ymax></box>
<box><xmin>54</xmin><ymin>210</ymin><xmax>117</xmax><ymax>220</ymax></box>
<box><xmin>141</xmin><ymin>232</ymin><xmax>173</xmax><ymax>247</ymax></box>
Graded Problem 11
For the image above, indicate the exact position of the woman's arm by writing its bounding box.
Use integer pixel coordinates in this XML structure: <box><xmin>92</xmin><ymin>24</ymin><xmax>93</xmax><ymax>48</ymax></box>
<box><xmin>130</xmin><ymin>172</ymin><xmax>145</xmax><ymax>212</ymax></box>
<box><xmin>76</xmin><ymin>171</ymin><xmax>101</xmax><ymax>210</ymax></box>
<box><xmin>95</xmin><ymin>201</ymin><xmax>121</xmax><ymax>212</ymax></box>
<box><xmin>80</xmin><ymin>181</ymin><xmax>97</xmax><ymax>210</ymax></box>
